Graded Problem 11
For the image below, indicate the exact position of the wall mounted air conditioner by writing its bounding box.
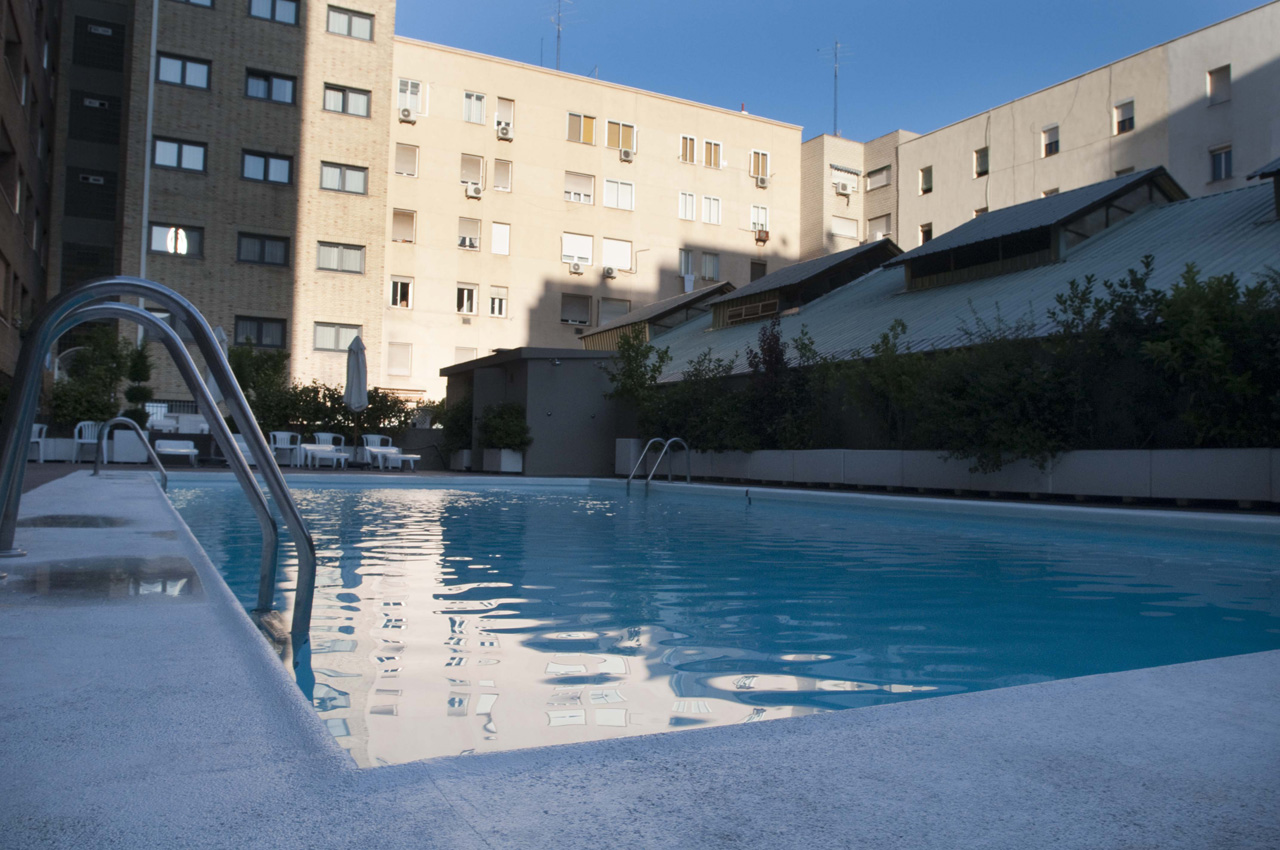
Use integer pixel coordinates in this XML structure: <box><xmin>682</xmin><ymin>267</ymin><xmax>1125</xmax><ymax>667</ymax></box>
<box><xmin>754</xmin><ymin>229</ymin><xmax>770</xmax><ymax>243</ymax></box>
<box><xmin>603</xmin><ymin>266</ymin><xmax>617</xmax><ymax>278</ymax></box>
<box><xmin>619</xmin><ymin>148</ymin><xmax>635</xmax><ymax>163</ymax></box>
<box><xmin>497</xmin><ymin>122</ymin><xmax>513</xmax><ymax>140</ymax></box>
<box><xmin>466</xmin><ymin>183</ymin><xmax>482</xmax><ymax>199</ymax></box>
<box><xmin>398</xmin><ymin>107</ymin><xmax>416</xmax><ymax>124</ymax></box>
<box><xmin>835</xmin><ymin>181</ymin><xmax>852</xmax><ymax>196</ymax></box>
<box><xmin>755</xmin><ymin>175</ymin><xmax>770</xmax><ymax>189</ymax></box>
<box><xmin>570</xmin><ymin>262</ymin><xmax>584</xmax><ymax>275</ymax></box>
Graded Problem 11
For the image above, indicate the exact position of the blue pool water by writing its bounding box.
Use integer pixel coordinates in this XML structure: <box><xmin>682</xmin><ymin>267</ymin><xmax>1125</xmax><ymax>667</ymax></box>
<box><xmin>170</xmin><ymin>480</ymin><xmax>1280</xmax><ymax>766</ymax></box>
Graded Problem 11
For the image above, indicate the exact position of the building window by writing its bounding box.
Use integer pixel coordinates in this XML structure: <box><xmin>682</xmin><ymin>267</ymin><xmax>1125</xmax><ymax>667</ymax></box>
<box><xmin>869</xmin><ymin>214</ymin><xmax>891</xmax><ymax>240</ymax></box>
<box><xmin>599</xmin><ymin>297</ymin><xmax>629</xmax><ymax>325</ymax></box>
<box><xmin>564</xmin><ymin>172</ymin><xmax>593</xmax><ymax>204</ymax></box>
<box><xmin>392</xmin><ymin>209</ymin><xmax>416</xmax><ymax>243</ymax></box>
<box><xmin>149</xmin><ymin>224</ymin><xmax>203</xmax><ymax>257</ymax></box>
<box><xmin>606</xmin><ymin>120</ymin><xmax>636</xmax><ymax>151</ymax></box>
<box><xmin>317</xmin><ymin>242</ymin><xmax>365</xmax><ymax>273</ymax></box>
<box><xmin>495</xmin><ymin>97</ymin><xmax>514</xmax><ymax>130</ymax></box>
<box><xmin>327</xmin><ymin>6</ymin><xmax>373</xmax><ymax>40</ymax></box>
<box><xmin>867</xmin><ymin>165</ymin><xmax>890</xmax><ymax>190</ymax></box>
<box><xmin>457</xmin><ymin>218</ymin><xmax>481</xmax><ymax>250</ymax></box>
<box><xmin>704</xmin><ymin>140</ymin><xmax>721</xmax><ymax>169</ymax></box>
<box><xmin>561</xmin><ymin>232</ymin><xmax>592</xmax><ymax>265</ymax></box>
<box><xmin>679</xmin><ymin>249</ymin><xmax>693</xmax><ymax>277</ymax></box>
<box><xmin>249</xmin><ymin>0</ymin><xmax>297</xmax><ymax>24</ymax></box>
<box><xmin>750</xmin><ymin>150</ymin><xmax>769</xmax><ymax>179</ymax></box>
<box><xmin>157</xmin><ymin>54</ymin><xmax>209</xmax><ymax>89</ymax></box>
<box><xmin>678</xmin><ymin>192</ymin><xmax>695</xmax><ymax>221</ymax></box>
<box><xmin>238</xmin><ymin>233</ymin><xmax>289</xmax><ymax>265</ymax></box>
<box><xmin>830</xmin><ymin>216</ymin><xmax>858</xmax><ymax>240</ymax></box>
<box><xmin>398</xmin><ymin>78</ymin><xmax>422</xmax><ymax>114</ymax></box>
<box><xmin>974</xmin><ymin>147</ymin><xmax>989</xmax><ymax>177</ymax></box>
<box><xmin>455</xmin><ymin>347</ymin><xmax>477</xmax><ymax>364</ymax></box>
<box><xmin>242</xmin><ymin>151</ymin><xmax>291</xmax><ymax>184</ymax></box>
<box><xmin>602</xmin><ymin>237</ymin><xmax>632</xmax><ymax>271</ymax></box>
<box><xmin>320</xmin><ymin>162</ymin><xmax>367</xmax><ymax>194</ymax></box>
<box><xmin>456</xmin><ymin>284</ymin><xmax>477</xmax><ymax>314</ymax></box>
<box><xmin>920</xmin><ymin>223</ymin><xmax>933</xmax><ymax>245</ymax></box>
<box><xmin>1042</xmin><ymin>188</ymin><xmax>1059</xmax><ymax>197</ymax></box>
<box><xmin>700</xmin><ymin>252</ymin><xmax>720</xmax><ymax>281</ymax></box>
<box><xmin>750</xmin><ymin>205</ymin><xmax>769</xmax><ymax>232</ymax></box>
<box><xmin>386</xmin><ymin>343</ymin><xmax>412</xmax><ymax>377</ymax></box>
<box><xmin>153</xmin><ymin>138</ymin><xmax>206</xmax><ymax>172</ymax></box>
<box><xmin>463</xmin><ymin>91</ymin><xmax>485</xmax><ymax>124</ymax></box>
<box><xmin>1210</xmin><ymin>146</ymin><xmax>1232</xmax><ymax>182</ymax></box>
<box><xmin>454</xmin><ymin>155</ymin><xmax>483</xmax><ymax>191</ymax></box>
<box><xmin>390</xmin><ymin>276</ymin><xmax>412</xmax><ymax>308</ymax></box>
<box><xmin>489</xmin><ymin>286</ymin><xmax>508</xmax><ymax>318</ymax></box>
<box><xmin>493</xmin><ymin>159</ymin><xmax>512</xmax><ymax>191</ymax></box>
<box><xmin>314</xmin><ymin>322</ymin><xmax>360</xmax><ymax>351</ymax></box>
<box><xmin>560</xmin><ymin>293</ymin><xmax>591</xmax><ymax>326</ymax></box>
<box><xmin>702</xmin><ymin>196</ymin><xmax>721</xmax><ymax>225</ymax></box>
<box><xmin>604</xmin><ymin>179</ymin><xmax>634</xmax><ymax>210</ymax></box>
<box><xmin>680</xmin><ymin>135</ymin><xmax>696</xmax><ymax>163</ymax></box>
<box><xmin>919</xmin><ymin>166</ymin><xmax>932</xmax><ymax>195</ymax></box>
<box><xmin>234</xmin><ymin>316</ymin><xmax>285</xmax><ymax>347</ymax></box>
<box><xmin>1042</xmin><ymin>125</ymin><xmax>1059</xmax><ymax>157</ymax></box>
<box><xmin>491</xmin><ymin>222</ymin><xmax>510</xmax><ymax>255</ymax></box>
<box><xmin>247</xmin><ymin>70</ymin><xmax>295</xmax><ymax>103</ymax></box>
<box><xmin>750</xmin><ymin>261</ymin><xmax>767</xmax><ymax>282</ymax></box>
<box><xmin>1207</xmin><ymin>65</ymin><xmax>1231</xmax><ymax>105</ymax></box>
<box><xmin>394</xmin><ymin>144</ymin><xmax>417</xmax><ymax>177</ymax></box>
<box><xmin>567</xmin><ymin>112</ymin><xmax>595</xmax><ymax>144</ymax></box>
<box><xmin>974</xmin><ymin>207</ymin><xmax>988</xmax><ymax>217</ymax></box>
<box><xmin>173</xmin><ymin>0</ymin><xmax>213</xmax><ymax>6</ymax></box>
<box><xmin>1114</xmin><ymin>100</ymin><xmax>1135</xmax><ymax>135</ymax></box>
<box><xmin>324</xmin><ymin>84</ymin><xmax>370</xmax><ymax>117</ymax></box>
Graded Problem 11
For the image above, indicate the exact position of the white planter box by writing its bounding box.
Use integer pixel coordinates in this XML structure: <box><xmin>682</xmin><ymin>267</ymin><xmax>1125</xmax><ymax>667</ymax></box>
<box><xmin>1150</xmin><ymin>449</ymin><xmax>1271</xmax><ymax>502</ymax></box>
<box><xmin>747</xmin><ymin>450</ymin><xmax>794</xmax><ymax>483</ymax></box>
<box><xmin>483</xmin><ymin>448</ymin><xmax>524</xmax><ymax>473</ymax></box>
<box><xmin>902</xmin><ymin>452</ymin><xmax>971</xmax><ymax>491</ymax></box>
<box><xmin>792</xmin><ymin>449</ymin><xmax>844</xmax><ymax>484</ymax></box>
<box><xmin>450</xmin><ymin>449</ymin><xmax>472</xmax><ymax>471</ymax></box>
<box><xmin>111</xmin><ymin>431</ymin><xmax>151</xmax><ymax>464</ymax></box>
<box><xmin>1051</xmin><ymin>450</ymin><xmax>1150</xmax><ymax>498</ymax></box>
<box><xmin>615</xmin><ymin>438</ymin><xmax>645</xmax><ymax>476</ymax></box>
<box><xmin>842</xmin><ymin>450</ymin><xmax>904</xmax><ymax>488</ymax></box>
<box><xmin>38</xmin><ymin>438</ymin><xmax>77</xmax><ymax>463</ymax></box>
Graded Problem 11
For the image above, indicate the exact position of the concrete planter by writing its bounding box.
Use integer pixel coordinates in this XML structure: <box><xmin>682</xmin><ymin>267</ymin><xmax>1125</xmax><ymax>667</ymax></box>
<box><xmin>709</xmin><ymin>451</ymin><xmax>750</xmax><ymax>480</ymax></box>
<box><xmin>747</xmin><ymin>450</ymin><xmax>794</xmax><ymax>483</ymax></box>
<box><xmin>841</xmin><ymin>450</ymin><xmax>903</xmax><ymax>488</ymax></box>
<box><xmin>1150</xmin><ymin>449</ymin><xmax>1271</xmax><ymax>502</ymax></box>
<box><xmin>450</xmin><ymin>449</ymin><xmax>473</xmax><ymax>471</ymax></box>
<box><xmin>482</xmin><ymin>448</ymin><xmax>524</xmax><ymax>474</ymax></box>
<box><xmin>111</xmin><ymin>431</ymin><xmax>151</xmax><ymax>464</ymax></box>
<box><xmin>902</xmin><ymin>452</ymin><xmax>972</xmax><ymax>491</ymax></box>
<box><xmin>792</xmin><ymin>449</ymin><xmax>844</xmax><ymax>485</ymax></box>
<box><xmin>1051</xmin><ymin>450</ymin><xmax>1150</xmax><ymax>498</ymax></box>
<box><xmin>615</xmin><ymin>438</ymin><xmax>645</xmax><ymax>476</ymax></box>
<box><xmin>39</xmin><ymin>438</ymin><xmax>77</xmax><ymax>463</ymax></box>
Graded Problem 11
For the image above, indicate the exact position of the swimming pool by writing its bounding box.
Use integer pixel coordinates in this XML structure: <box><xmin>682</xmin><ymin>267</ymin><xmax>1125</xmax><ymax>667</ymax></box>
<box><xmin>169</xmin><ymin>477</ymin><xmax>1280</xmax><ymax>767</ymax></box>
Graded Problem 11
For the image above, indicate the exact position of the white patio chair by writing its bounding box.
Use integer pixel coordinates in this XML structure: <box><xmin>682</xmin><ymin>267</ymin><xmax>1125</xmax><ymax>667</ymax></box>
<box><xmin>306</xmin><ymin>432</ymin><xmax>348</xmax><ymax>469</ymax></box>
<box><xmin>29</xmin><ymin>424</ymin><xmax>47</xmax><ymax>463</ymax></box>
<box><xmin>379</xmin><ymin>448</ymin><xmax>421</xmax><ymax>471</ymax></box>
<box><xmin>360</xmin><ymin>434</ymin><xmax>392</xmax><ymax>467</ymax></box>
<box><xmin>269</xmin><ymin>431</ymin><xmax>302</xmax><ymax>467</ymax></box>
<box><xmin>72</xmin><ymin>421</ymin><xmax>102</xmax><ymax>463</ymax></box>
<box><xmin>155</xmin><ymin>439</ymin><xmax>199</xmax><ymax>467</ymax></box>
<box><xmin>175</xmin><ymin>413</ymin><xmax>210</xmax><ymax>434</ymax></box>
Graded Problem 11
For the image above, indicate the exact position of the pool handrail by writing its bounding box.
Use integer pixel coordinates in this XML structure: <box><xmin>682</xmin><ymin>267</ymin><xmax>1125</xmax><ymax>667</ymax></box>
<box><xmin>0</xmin><ymin>277</ymin><xmax>315</xmax><ymax>640</ymax></box>
<box><xmin>645</xmin><ymin>438</ymin><xmax>691</xmax><ymax>490</ymax></box>
<box><xmin>91</xmin><ymin>416</ymin><xmax>170</xmax><ymax>492</ymax></box>
<box><xmin>626</xmin><ymin>438</ymin><xmax>667</xmax><ymax>493</ymax></box>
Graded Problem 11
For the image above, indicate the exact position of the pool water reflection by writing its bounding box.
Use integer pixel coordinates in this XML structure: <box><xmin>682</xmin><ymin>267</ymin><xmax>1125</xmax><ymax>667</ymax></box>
<box><xmin>170</xmin><ymin>482</ymin><xmax>1280</xmax><ymax>767</ymax></box>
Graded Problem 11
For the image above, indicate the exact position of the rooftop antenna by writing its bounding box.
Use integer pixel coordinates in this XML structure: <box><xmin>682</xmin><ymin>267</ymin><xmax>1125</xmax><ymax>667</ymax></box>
<box><xmin>552</xmin><ymin>0</ymin><xmax>573</xmax><ymax>71</ymax></box>
<box><xmin>817</xmin><ymin>39</ymin><xmax>842</xmax><ymax>136</ymax></box>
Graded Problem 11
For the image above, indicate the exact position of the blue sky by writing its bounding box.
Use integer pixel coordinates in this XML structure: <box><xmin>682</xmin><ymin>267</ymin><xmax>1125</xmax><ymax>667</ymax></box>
<box><xmin>395</xmin><ymin>0</ymin><xmax>1265</xmax><ymax>140</ymax></box>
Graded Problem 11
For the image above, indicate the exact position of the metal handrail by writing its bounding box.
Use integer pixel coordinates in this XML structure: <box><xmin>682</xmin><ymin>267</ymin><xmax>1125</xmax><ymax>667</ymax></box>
<box><xmin>91</xmin><ymin>416</ymin><xmax>170</xmax><ymax>491</ymax></box>
<box><xmin>645</xmin><ymin>438</ymin><xmax>691</xmax><ymax>489</ymax></box>
<box><xmin>0</xmin><ymin>277</ymin><xmax>315</xmax><ymax>641</ymax></box>
<box><xmin>626</xmin><ymin>437</ymin><xmax>667</xmax><ymax>493</ymax></box>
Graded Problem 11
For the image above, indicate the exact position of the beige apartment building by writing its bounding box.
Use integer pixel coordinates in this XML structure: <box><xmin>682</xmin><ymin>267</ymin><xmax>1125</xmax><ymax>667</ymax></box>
<box><xmin>381</xmin><ymin>38</ymin><xmax>800</xmax><ymax>398</ymax></box>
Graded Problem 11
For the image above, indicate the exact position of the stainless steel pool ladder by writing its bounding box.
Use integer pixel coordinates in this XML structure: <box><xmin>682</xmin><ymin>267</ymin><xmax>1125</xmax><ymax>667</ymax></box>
<box><xmin>0</xmin><ymin>277</ymin><xmax>318</xmax><ymax>643</ymax></box>
<box><xmin>626</xmin><ymin>437</ymin><xmax>691</xmax><ymax>492</ymax></box>
<box><xmin>91</xmin><ymin>416</ymin><xmax>171</xmax><ymax>491</ymax></box>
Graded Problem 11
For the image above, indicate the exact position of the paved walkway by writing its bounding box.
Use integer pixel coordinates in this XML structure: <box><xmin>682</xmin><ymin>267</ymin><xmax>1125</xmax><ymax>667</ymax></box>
<box><xmin>0</xmin><ymin>472</ymin><xmax>1276</xmax><ymax>848</ymax></box>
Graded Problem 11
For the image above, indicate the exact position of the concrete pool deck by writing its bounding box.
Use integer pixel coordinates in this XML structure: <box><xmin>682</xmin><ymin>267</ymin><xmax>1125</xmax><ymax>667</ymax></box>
<box><xmin>0</xmin><ymin>471</ymin><xmax>1277</xmax><ymax>849</ymax></box>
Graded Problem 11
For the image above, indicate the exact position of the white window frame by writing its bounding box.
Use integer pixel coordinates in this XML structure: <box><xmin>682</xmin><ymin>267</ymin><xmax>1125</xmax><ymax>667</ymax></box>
<box><xmin>560</xmin><ymin>232</ymin><xmax>592</xmax><ymax>265</ymax></box>
<box><xmin>463</xmin><ymin>91</ymin><xmax>486</xmax><ymax>124</ymax></box>
<box><xmin>867</xmin><ymin>165</ymin><xmax>891</xmax><ymax>190</ymax></box>
<box><xmin>750</xmin><ymin>205</ymin><xmax>769</xmax><ymax>232</ymax></box>
<box><xmin>564</xmin><ymin>172</ymin><xmax>594</xmax><ymax>204</ymax></box>
<box><xmin>394</xmin><ymin>144</ymin><xmax>418</xmax><ymax>177</ymax></box>
<box><xmin>702</xmin><ymin>195</ymin><xmax>721</xmax><ymax>225</ymax></box>
<box><xmin>606</xmin><ymin>119</ymin><xmax>637</xmax><ymax>151</ymax></box>
<box><xmin>679</xmin><ymin>248</ymin><xmax>694</xmax><ymax>277</ymax></box>
<box><xmin>1114</xmin><ymin>99</ymin><xmax>1134</xmax><ymax>135</ymax></box>
<box><xmin>460</xmin><ymin>153</ymin><xmax>485</xmax><ymax>188</ymax></box>
<box><xmin>678</xmin><ymin>191</ymin><xmax>695</xmax><ymax>221</ymax></box>
<box><xmin>566</xmin><ymin>112</ymin><xmax>596</xmax><ymax>144</ymax></box>
<box><xmin>680</xmin><ymin>134</ymin><xmax>696</xmax><ymax>164</ymax></box>
<box><xmin>390</xmin><ymin>276</ymin><xmax>413</xmax><ymax>309</ymax></box>
<box><xmin>391</xmin><ymin>209</ymin><xmax>416</xmax><ymax>243</ymax></box>
<box><xmin>493</xmin><ymin>159</ymin><xmax>512</xmax><ymax>192</ymax></box>
<box><xmin>456</xmin><ymin>283</ymin><xmax>477</xmax><ymax>315</ymax></box>
<box><xmin>700</xmin><ymin>252</ymin><xmax>720</xmax><ymax>281</ymax></box>
<box><xmin>919</xmin><ymin>165</ymin><xmax>932</xmax><ymax>195</ymax></box>
<box><xmin>560</xmin><ymin>293</ymin><xmax>592</xmax><ymax>326</ymax></box>
<box><xmin>750</xmin><ymin>149</ymin><xmax>770</xmax><ymax>178</ymax></box>
<box><xmin>603</xmin><ymin>179</ymin><xmax>634</xmax><ymax>211</ymax></box>
<box><xmin>491</xmin><ymin>222</ymin><xmax>510</xmax><ymax>256</ymax></box>
<box><xmin>602</xmin><ymin>237</ymin><xmax>632</xmax><ymax>272</ymax></box>
<box><xmin>489</xmin><ymin>286</ymin><xmax>508</xmax><ymax>318</ymax></box>
<box><xmin>398</xmin><ymin>78</ymin><xmax>422</xmax><ymax>114</ymax></box>
<box><xmin>386</xmin><ymin>342</ymin><xmax>412</xmax><ymax>377</ymax></box>
<box><xmin>458</xmin><ymin>218</ymin><xmax>481</xmax><ymax>251</ymax></box>
<box><xmin>495</xmin><ymin>97</ymin><xmax>515</xmax><ymax>130</ymax></box>
<box><xmin>703</xmin><ymin>139</ymin><xmax>722</xmax><ymax>169</ymax></box>
<box><xmin>1210</xmin><ymin>145</ymin><xmax>1232</xmax><ymax>182</ymax></box>
<box><xmin>1042</xmin><ymin>124</ymin><xmax>1059</xmax><ymax>158</ymax></box>
<box><xmin>974</xmin><ymin>147</ymin><xmax>989</xmax><ymax>178</ymax></box>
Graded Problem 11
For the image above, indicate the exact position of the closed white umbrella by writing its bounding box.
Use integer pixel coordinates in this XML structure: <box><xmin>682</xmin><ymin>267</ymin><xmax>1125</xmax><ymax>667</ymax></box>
<box><xmin>206</xmin><ymin>326</ymin><xmax>229</xmax><ymax>403</ymax></box>
<box><xmin>344</xmin><ymin>335</ymin><xmax>368</xmax><ymax>412</ymax></box>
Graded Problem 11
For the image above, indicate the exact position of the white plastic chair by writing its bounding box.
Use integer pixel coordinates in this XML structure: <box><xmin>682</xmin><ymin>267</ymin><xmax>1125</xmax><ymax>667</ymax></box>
<box><xmin>72</xmin><ymin>421</ymin><xmax>102</xmax><ymax>463</ymax></box>
<box><xmin>360</xmin><ymin>434</ymin><xmax>391</xmax><ymax>466</ymax></box>
<box><xmin>269</xmin><ymin>431</ymin><xmax>302</xmax><ymax>467</ymax></box>
<box><xmin>175</xmin><ymin>413</ymin><xmax>210</xmax><ymax>434</ymax></box>
<box><xmin>29</xmin><ymin>424</ymin><xmax>47</xmax><ymax>463</ymax></box>
<box><xmin>306</xmin><ymin>432</ymin><xmax>348</xmax><ymax>469</ymax></box>
<box><xmin>155</xmin><ymin>439</ymin><xmax>199</xmax><ymax>466</ymax></box>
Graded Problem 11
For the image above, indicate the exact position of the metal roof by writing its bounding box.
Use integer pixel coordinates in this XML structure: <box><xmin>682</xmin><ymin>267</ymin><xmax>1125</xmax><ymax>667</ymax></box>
<box><xmin>706</xmin><ymin>239</ymin><xmax>899</xmax><ymax>306</ymax></box>
<box><xmin>885</xmin><ymin>167</ymin><xmax>1177</xmax><ymax>267</ymax></box>
<box><xmin>581</xmin><ymin>282</ymin><xmax>734</xmax><ymax>339</ymax></box>
<box><xmin>1247</xmin><ymin>155</ymin><xmax>1280</xmax><ymax>179</ymax></box>
<box><xmin>653</xmin><ymin>182</ymin><xmax>1280</xmax><ymax>382</ymax></box>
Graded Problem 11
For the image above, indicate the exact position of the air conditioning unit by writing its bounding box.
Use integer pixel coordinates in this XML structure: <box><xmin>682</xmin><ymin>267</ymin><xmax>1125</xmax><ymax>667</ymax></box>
<box><xmin>619</xmin><ymin>148</ymin><xmax>635</xmax><ymax>163</ymax></box>
<box><xmin>756</xmin><ymin>175</ymin><xmax>770</xmax><ymax>189</ymax></box>
<box><xmin>569</xmin><ymin>262</ymin><xmax>584</xmax><ymax>275</ymax></box>
<box><xmin>496</xmin><ymin>122</ymin><xmax>513</xmax><ymax>140</ymax></box>
<box><xmin>398</xmin><ymin>107</ymin><xmax>416</xmax><ymax>124</ymax></box>
<box><xmin>835</xmin><ymin>181</ymin><xmax>852</xmax><ymax>196</ymax></box>
<box><xmin>603</xmin><ymin>266</ymin><xmax>617</xmax><ymax>279</ymax></box>
<box><xmin>754</xmin><ymin>229</ymin><xmax>770</xmax><ymax>243</ymax></box>
<box><xmin>466</xmin><ymin>183</ymin><xmax>482</xmax><ymax>199</ymax></box>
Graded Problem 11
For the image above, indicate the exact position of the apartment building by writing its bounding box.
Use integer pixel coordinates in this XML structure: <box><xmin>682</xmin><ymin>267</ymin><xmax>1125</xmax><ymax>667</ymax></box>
<box><xmin>0</xmin><ymin>0</ymin><xmax>58</xmax><ymax>382</ymax></box>
<box><xmin>382</xmin><ymin>38</ymin><xmax>800</xmax><ymax>397</ymax></box>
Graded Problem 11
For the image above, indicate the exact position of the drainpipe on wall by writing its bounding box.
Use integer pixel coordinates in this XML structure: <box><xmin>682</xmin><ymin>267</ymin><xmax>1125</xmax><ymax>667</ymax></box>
<box><xmin>136</xmin><ymin>0</ymin><xmax>160</xmax><ymax>344</ymax></box>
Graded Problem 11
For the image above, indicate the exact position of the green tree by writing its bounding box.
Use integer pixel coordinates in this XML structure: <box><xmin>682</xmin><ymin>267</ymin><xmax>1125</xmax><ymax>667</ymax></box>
<box><xmin>602</xmin><ymin>326</ymin><xmax>672</xmax><ymax>437</ymax></box>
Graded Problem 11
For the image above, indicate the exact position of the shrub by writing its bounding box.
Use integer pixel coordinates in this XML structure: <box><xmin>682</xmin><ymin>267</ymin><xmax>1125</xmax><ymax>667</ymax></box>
<box><xmin>478</xmin><ymin>402</ymin><xmax>532</xmax><ymax>451</ymax></box>
<box><xmin>603</xmin><ymin>326</ymin><xmax>671</xmax><ymax>437</ymax></box>
<box><xmin>438</xmin><ymin>392</ymin><xmax>474</xmax><ymax>454</ymax></box>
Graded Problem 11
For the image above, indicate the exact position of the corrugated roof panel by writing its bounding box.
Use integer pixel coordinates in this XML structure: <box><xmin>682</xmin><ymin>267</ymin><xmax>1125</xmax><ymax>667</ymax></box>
<box><xmin>654</xmin><ymin>183</ymin><xmax>1280</xmax><ymax>382</ymax></box>
<box><xmin>583</xmin><ymin>283</ymin><xmax>734</xmax><ymax>338</ymax></box>
<box><xmin>706</xmin><ymin>239</ymin><xmax>898</xmax><ymax>305</ymax></box>
<box><xmin>1247</xmin><ymin>155</ymin><xmax>1280</xmax><ymax>179</ymax></box>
